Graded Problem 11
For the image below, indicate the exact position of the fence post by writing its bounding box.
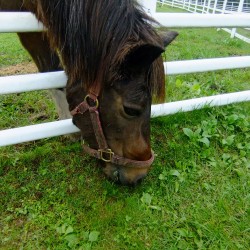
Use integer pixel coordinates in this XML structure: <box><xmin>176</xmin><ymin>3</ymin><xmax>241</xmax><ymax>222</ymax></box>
<box><xmin>194</xmin><ymin>0</ymin><xmax>198</xmax><ymax>12</ymax></box>
<box><xmin>138</xmin><ymin>0</ymin><xmax>156</xmax><ymax>14</ymax></box>
<box><xmin>182</xmin><ymin>0</ymin><xmax>186</xmax><ymax>9</ymax></box>
<box><xmin>213</xmin><ymin>0</ymin><xmax>218</xmax><ymax>13</ymax></box>
<box><xmin>222</xmin><ymin>0</ymin><xmax>228</xmax><ymax>13</ymax></box>
<box><xmin>202</xmin><ymin>0</ymin><xmax>207</xmax><ymax>13</ymax></box>
<box><xmin>206</xmin><ymin>0</ymin><xmax>212</xmax><ymax>13</ymax></box>
<box><xmin>231</xmin><ymin>0</ymin><xmax>244</xmax><ymax>38</ymax></box>
<box><xmin>188</xmin><ymin>0</ymin><xmax>191</xmax><ymax>11</ymax></box>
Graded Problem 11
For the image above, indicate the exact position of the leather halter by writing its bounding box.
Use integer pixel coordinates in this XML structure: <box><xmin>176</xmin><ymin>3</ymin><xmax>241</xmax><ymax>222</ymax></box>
<box><xmin>70</xmin><ymin>89</ymin><xmax>154</xmax><ymax>169</ymax></box>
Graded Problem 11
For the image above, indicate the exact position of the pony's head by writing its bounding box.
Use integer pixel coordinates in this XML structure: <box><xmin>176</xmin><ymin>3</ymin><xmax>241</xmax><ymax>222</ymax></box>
<box><xmin>37</xmin><ymin>0</ymin><xmax>178</xmax><ymax>185</ymax></box>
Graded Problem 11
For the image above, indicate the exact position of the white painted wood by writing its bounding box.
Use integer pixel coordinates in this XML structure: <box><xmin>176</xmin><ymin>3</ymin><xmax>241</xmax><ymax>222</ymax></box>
<box><xmin>151</xmin><ymin>91</ymin><xmax>250</xmax><ymax>117</ymax></box>
<box><xmin>0</xmin><ymin>72</ymin><xmax>67</xmax><ymax>94</ymax></box>
<box><xmin>164</xmin><ymin>56</ymin><xmax>250</xmax><ymax>74</ymax></box>
<box><xmin>153</xmin><ymin>13</ymin><xmax>250</xmax><ymax>27</ymax></box>
<box><xmin>0</xmin><ymin>12</ymin><xmax>45</xmax><ymax>32</ymax></box>
<box><xmin>1</xmin><ymin>12</ymin><xmax>250</xmax><ymax>33</ymax></box>
<box><xmin>0</xmin><ymin>120</ymin><xmax>79</xmax><ymax>147</ymax></box>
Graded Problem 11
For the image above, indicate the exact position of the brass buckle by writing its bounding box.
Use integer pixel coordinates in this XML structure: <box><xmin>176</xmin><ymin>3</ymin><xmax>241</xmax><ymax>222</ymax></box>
<box><xmin>98</xmin><ymin>149</ymin><xmax>114</xmax><ymax>162</ymax></box>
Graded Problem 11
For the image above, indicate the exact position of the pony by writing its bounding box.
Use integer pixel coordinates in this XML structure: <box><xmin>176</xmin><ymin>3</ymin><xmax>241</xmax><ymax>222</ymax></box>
<box><xmin>0</xmin><ymin>0</ymin><xmax>178</xmax><ymax>185</ymax></box>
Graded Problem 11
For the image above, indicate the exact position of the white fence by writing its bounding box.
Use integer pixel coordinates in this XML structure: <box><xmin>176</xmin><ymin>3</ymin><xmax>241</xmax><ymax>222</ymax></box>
<box><xmin>0</xmin><ymin>9</ymin><xmax>250</xmax><ymax>146</ymax></box>
<box><xmin>158</xmin><ymin>0</ymin><xmax>250</xmax><ymax>43</ymax></box>
<box><xmin>158</xmin><ymin>0</ymin><xmax>250</xmax><ymax>14</ymax></box>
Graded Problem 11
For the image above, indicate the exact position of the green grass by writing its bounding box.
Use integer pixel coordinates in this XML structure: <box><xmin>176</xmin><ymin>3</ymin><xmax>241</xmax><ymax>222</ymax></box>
<box><xmin>236</xmin><ymin>28</ymin><xmax>250</xmax><ymax>40</ymax></box>
<box><xmin>0</xmin><ymin>7</ymin><xmax>250</xmax><ymax>250</ymax></box>
<box><xmin>157</xmin><ymin>4</ymin><xmax>188</xmax><ymax>13</ymax></box>
<box><xmin>0</xmin><ymin>33</ymin><xmax>32</xmax><ymax>68</ymax></box>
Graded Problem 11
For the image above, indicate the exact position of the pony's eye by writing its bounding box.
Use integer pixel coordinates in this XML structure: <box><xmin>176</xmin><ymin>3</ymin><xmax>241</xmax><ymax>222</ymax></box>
<box><xmin>123</xmin><ymin>105</ymin><xmax>142</xmax><ymax>117</ymax></box>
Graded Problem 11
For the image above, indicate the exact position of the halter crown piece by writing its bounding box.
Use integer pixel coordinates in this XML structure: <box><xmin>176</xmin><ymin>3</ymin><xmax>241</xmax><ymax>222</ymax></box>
<box><xmin>70</xmin><ymin>84</ymin><xmax>154</xmax><ymax>169</ymax></box>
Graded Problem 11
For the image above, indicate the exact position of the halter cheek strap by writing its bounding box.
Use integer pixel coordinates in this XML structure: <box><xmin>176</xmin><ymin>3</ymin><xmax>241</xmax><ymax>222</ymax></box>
<box><xmin>70</xmin><ymin>94</ymin><xmax>154</xmax><ymax>169</ymax></box>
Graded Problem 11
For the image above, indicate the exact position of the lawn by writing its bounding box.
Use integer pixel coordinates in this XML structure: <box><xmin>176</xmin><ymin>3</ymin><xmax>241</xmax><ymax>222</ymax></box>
<box><xmin>0</xmin><ymin>6</ymin><xmax>250</xmax><ymax>250</ymax></box>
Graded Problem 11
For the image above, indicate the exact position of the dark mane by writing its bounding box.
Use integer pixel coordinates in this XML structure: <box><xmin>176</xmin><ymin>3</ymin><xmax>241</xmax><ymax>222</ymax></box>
<box><xmin>36</xmin><ymin>0</ymin><xmax>165</xmax><ymax>100</ymax></box>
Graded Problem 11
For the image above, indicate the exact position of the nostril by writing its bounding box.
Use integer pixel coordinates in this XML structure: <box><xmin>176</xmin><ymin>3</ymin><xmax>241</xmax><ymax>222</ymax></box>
<box><xmin>113</xmin><ymin>170</ymin><xmax>119</xmax><ymax>182</ymax></box>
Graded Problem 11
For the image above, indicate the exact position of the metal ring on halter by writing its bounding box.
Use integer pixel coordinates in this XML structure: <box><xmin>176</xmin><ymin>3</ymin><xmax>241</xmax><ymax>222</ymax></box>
<box><xmin>84</xmin><ymin>94</ymin><xmax>99</xmax><ymax>108</ymax></box>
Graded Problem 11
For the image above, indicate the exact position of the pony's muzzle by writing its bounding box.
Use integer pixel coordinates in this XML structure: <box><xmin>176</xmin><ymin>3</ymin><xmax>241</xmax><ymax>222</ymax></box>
<box><xmin>103</xmin><ymin>163</ymin><xmax>150</xmax><ymax>186</ymax></box>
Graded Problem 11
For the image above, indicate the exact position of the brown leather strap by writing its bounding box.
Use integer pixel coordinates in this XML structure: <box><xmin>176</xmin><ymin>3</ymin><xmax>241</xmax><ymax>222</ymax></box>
<box><xmin>82</xmin><ymin>144</ymin><xmax>154</xmax><ymax>168</ymax></box>
<box><xmin>89</xmin><ymin>106</ymin><xmax>108</xmax><ymax>149</ymax></box>
<box><xmin>70</xmin><ymin>100</ymin><xmax>89</xmax><ymax>116</ymax></box>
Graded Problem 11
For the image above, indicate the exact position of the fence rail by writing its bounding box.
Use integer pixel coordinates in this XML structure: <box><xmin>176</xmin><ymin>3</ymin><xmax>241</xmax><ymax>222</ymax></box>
<box><xmin>1</xmin><ymin>12</ymin><xmax>250</xmax><ymax>32</ymax></box>
<box><xmin>153</xmin><ymin>13</ymin><xmax>250</xmax><ymax>27</ymax></box>
<box><xmin>1</xmin><ymin>56</ymin><xmax>250</xmax><ymax>94</ymax></box>
<box><xmin>1</xmin><ymin>90</ymin><xmax>249</xmax><ymax>146</ymax></box>
<box><xmin>0</xmin><ymin>72</ymin><xmax>67</xmax><ymax>94</ymax></box>
<box><xmin>0</xmin><ymin>12</ymin><xmax>44</xmax><ymax>32</ymax></box>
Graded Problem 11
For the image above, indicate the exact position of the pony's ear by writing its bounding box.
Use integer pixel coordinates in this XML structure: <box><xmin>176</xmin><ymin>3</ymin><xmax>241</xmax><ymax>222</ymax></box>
<box><xmin>161</xmin><ymin>31</ymin><xmax>179</xmax><ymax>47</ymax></box>
<box><xmin>125</xmin><ymin>44</ymin><xmax>164</xmax><ymax>72</ymax></box>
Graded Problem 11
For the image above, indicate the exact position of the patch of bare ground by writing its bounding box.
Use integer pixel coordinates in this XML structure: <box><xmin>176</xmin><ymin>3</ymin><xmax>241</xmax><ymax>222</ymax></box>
<box><xmin>0</xmin><ymin>62</ymin><xmax>37</xmax><ymax>76</ymax></box>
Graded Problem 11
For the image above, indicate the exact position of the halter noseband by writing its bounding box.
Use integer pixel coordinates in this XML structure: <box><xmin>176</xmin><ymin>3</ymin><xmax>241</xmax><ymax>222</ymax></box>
<box><xmin>70</xmin><ymin>90</ymin><xmax>154</xmax><ymax>169</ymax></box>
